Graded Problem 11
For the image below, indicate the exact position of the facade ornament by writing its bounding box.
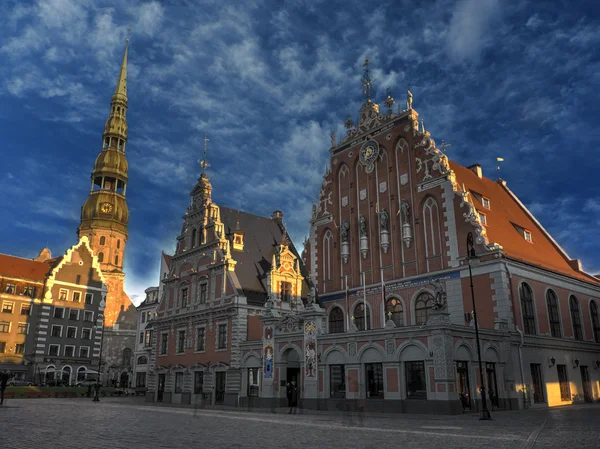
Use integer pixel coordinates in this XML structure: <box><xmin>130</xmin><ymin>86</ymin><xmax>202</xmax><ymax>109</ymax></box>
<box><xmin>315</xmin><ymin>178</ymin><xmax>332</xmax><ymax>217</ymax></box>
<box><xmin>430</xmin><ymin>278</ymin><xmax>448</xmax><ymax>310</ymax></box>
<box><xmin>378</xmin><ymin>208</ymin><xmax>390</xmax><ymax>254</ymax></box>
<box><xmin>307</xmin><ymin>285</ymin><xmax>316</xmax><ymax>305</ymax></box>
<box><xmin>344</xmin><ymin>113</ymin><xmax>354</xmax><ymax>131</ymax></box>
<box><xmin>384</xmin><ymin>88</ymin><xmax>395</xmax><ymax>115</ymax></box>
<box><xmin>340</xmin><ymin>221</ymin><xmax>350</xmax><ymax>263</ymax></box>
<box><xmin>407</xmin><ymin>85</ymin><xmax>413</xmax><ymax>110</ymax></box>
<box><xmin>359</xmin><ymin>216</ymin><xmax>368</xmax><ymax>259</ymax></box>
<box><xmin>400</xmin><ymin>201</ymin><xmax>412</xmax><ymax>248</ymax></box>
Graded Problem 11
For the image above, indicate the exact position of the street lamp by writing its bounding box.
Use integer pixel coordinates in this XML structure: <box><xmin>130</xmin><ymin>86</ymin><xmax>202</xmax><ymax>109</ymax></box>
<box><xmin>466</xmin><ymin>232</ymin><xmax>492</xmax><ymax>420</ymax></box>
<box><xmin>93</xmin><ymin>299</ymin><xmax>106</xmax><ymax>402</ymax></box>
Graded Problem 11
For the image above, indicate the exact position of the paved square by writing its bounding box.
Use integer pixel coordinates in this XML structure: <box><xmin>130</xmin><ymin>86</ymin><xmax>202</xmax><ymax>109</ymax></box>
<box><xmin>1</xmin><ymin>399</ymin><xmax>599</xmax><ymax>448</ymax></box>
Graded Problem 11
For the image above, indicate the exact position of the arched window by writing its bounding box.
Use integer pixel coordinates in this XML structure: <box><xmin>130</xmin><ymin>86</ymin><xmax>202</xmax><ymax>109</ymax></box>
<box><xmin>415</xmin><ymin>292</ymin><xmax>434</xmax><ymax>325</ymax></box>
<box><xmin>328</xmin><ymin>307</ymin><xmax>344</xmax><ymax>334</ymax></box>
<box><xmin>386</xmin><ymin>297</ymin><xmax>404</xmax><ymax>327</ymax></box>
<box><xmin>422</xmin><ymin>197</ymin><xmax>442</xmax><ymax>257</ymax></box>
<box><xmin>122</xmin><ymin>348</ymin><xmax>132</xmax><ymax>367</ymax></box>
<box><xmin>61</xmin><ymin>366</ymin><xmax>72</xmax><ymax>384</ymax></box>
<box><xmin>546</xmin><ymin>290</ymin><xmax>562</xmax><ymax>338</ymax></box>
<box><xmin>520</xmin><ymin>283</ymin><xmax>536</xmax><ymax>335</ymax></box>
<box><xmin>117</xmin><ymin>239</ymin><xmax>121</xmax><ymax>249</ymax></box>
<box><xmin>322</xmin><ymin>230</ymin><xmax>333</xmax><ymax>281</ymax></box>
<box><xmin>99</xmin><ymin>236</ymin><xmax>106</xmax><ymax>246</ymax></box>
<box><xmin>191</xmin><ymin>229</ymin><xmax>197</xmax><ymax>248</ymax></box>
<box><xmin>77</xmin><ymin>367</ymin><xmax>86</xmax><ymax>382</ymax></box>
<box><xmin>353</xmin><ymin>303</ymin><xmax>371</xmax><ymax>331</ymax></box>
<box><xmin>115</xmin><ymin>255</ymin><xmax>119</xmax><ymax>265</ymax></box>
<box><xmin>590</xmin><ymin>300</ymin><xmax>600</xmax><ymax>343</ymax></box>
<box><xmin>570</xmin><ymin>295</ymin><xmax>583</xmax><ymax>341</ymax></box>
<box><xmin>137</xmin><ymin>356</ymin><xmax>148</xmax><ymax>365</ymax></box>
<box><xmin>98</xmin><ymin>252</ymin><xmax>104</xmax><ymax>263</ymax></box>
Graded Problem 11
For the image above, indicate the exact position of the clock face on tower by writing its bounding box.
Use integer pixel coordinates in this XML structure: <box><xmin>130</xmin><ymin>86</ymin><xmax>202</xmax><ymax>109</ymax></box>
<box><xmin>100</xmin><ymin>202</ymin><xmax>113</xmax><ymax>214</ymax></box>
<box><xmin>359</xmin><ymin>140</ymin><xmax>380</xmax><ymax>173</ymax></box>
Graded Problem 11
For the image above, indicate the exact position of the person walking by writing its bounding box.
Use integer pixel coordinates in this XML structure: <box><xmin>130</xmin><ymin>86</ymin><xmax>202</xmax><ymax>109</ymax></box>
<box><xmin>286</xmin><ymin>378</ymin><xmax>299</xmax><ymax>414</ymax></box>
<box><xmin>1</xmin><ymin>370</ymin><xmax>10</xmax><ymax>406</ymax></box>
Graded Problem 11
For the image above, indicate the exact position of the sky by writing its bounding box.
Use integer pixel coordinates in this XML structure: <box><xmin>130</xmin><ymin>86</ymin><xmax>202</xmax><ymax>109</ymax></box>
<box><xmin>1</xmin><ymin>0</ymin><xmax>599</xmax><ymax>305</ymax></box>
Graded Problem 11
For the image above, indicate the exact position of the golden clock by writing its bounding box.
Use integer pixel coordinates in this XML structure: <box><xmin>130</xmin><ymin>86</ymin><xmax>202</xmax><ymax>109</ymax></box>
<box><xmin>100</xmin><ymin>202</ymin><xmax>113</xmax><ymax>214</ymax></box>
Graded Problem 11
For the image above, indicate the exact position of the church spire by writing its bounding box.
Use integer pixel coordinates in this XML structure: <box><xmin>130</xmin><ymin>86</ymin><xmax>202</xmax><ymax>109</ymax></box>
<box><xmin>113</xmin><ymin>39</ymin><xmax>129</xmax><ymax>102</ymax></box>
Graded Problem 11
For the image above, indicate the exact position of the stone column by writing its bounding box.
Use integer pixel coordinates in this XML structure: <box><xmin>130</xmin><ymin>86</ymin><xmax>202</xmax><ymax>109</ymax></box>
<box><xmin>299</xmin><ymin>304</ymin><xmax>326</xmax><ymax>409</ymax></box>
<box><xmin>260</xmin><ymin>311</ymin><xmax>280</xmax><ymax>408</ymax></box>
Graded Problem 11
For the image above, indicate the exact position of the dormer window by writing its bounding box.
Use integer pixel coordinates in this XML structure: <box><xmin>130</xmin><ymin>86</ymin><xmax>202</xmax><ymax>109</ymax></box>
<box><xmin>235</xmin><ymin>235</ymin><xmax>242</xmax><ymax>245</ymax></box>
<box><xmin>232</xmin><ymin>232</ymin><xmax>244</xmax><ymax>251</ymax></box>
<box><xmin>479</xmin><ymin>212</ymin><xmax>487</xmax><ymax>225</ymax></box>
<box><xmin>524</xmin><ymin>230</ymin><xmax>533</xmax><ymax>242</ymax></box>
<box><xmin>482</xmin><ymin>197</ymin><xmax>490</xmax><ymax>209</ymax></box>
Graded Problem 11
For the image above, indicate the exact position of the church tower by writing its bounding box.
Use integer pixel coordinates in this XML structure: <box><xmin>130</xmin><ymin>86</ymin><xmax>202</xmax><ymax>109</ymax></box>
<box><xmin>78</xmin><ymin>41</ymin><xmax>132</xmax><ymax>328</ymax></box>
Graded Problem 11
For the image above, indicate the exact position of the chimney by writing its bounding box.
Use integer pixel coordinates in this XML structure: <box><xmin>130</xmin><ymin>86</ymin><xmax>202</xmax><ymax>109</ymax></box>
<box><xmin>271</xmin><ymin>210</ymin><xmax>283</xmax><ymax>221</ymax></box>
<box><xmin>568</xmin><ymin>259</ymin><xmax>582</xmax><ymax>272</ymax></box>
<box><xmin>467</xmin><ymin>164</ymin><xmax>483</xmax><ymax>179</ymax></box>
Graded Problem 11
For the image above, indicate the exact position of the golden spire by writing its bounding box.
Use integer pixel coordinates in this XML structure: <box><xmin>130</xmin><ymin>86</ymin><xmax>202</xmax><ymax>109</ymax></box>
<box><xmin>113</xmin><ymin>39</ymin><xmax>129</xmax><ymax>101</ymax></box>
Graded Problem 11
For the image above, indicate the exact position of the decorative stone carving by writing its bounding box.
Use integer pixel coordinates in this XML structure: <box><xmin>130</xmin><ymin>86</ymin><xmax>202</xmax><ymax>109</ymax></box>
<box><xmin>314</xmin><ymin>178</ymin><xmax>333</xmax><ymax>218</ymax></box>
<box><xmin>359</xmin><ymin>189</ymin><xmax>367</xmax><ymax>201</ymax></box>
<box><xmin>340</xmin><ymin>221</ymin><xmax>350</xmax><ymax>263</ymax></box>
<box><xmin>430</xmin><ymin>278</ymin><xmax>447</xmax><ymax>310</ymax></box>
<box><xmin>379</xmin><ymin>208</ymin><xmax>390</xmax><ymax>253</ymax></box>
<box><xmin>385</xmin><ymin>338</ymin><xmax>395</xmax><ymax>355</ymax></box>
<box><xmin>341</xmin><ymin>196</ymin><xmax>348</xmax><ymax>207</ymax></box>
<box><xmin>400</xmin><ymin>201</ymin><xmax>412</xmax><ymax>249</ymax></box>
<box><xmin>400</xmin><ymin>173</ymin><xmax>408</xmax><ymax>185</ymax></box>
<box><xmin>348</xmin><ymin>341</ymin><xmax>357</xmax><ymax>356</ymax></box>
<box><xmin>379</xmin><ymin>182</ymin><xmax>387</xmax><ymax>193</ymax></box>
<box><xmin>277</xmin><ymin>315</ymin><xmax>300</xmax><ymax>333</ymax></box>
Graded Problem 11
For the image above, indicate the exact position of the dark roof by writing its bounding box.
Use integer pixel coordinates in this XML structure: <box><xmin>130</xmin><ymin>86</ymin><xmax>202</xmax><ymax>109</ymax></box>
<box><xmin>219</xmin><ymin>206</ymin><xmax>306</xmax><ymax>303</ymax></box>
<box><xmin>0</xmin><ymin>253</ymin><xmax>54</xmax><ymax>282</ymax></box>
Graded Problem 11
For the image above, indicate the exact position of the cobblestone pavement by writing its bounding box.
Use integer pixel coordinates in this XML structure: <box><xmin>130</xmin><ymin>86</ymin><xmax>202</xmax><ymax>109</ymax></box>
<box><xmin>1</xmin><ymin>398</ymin><xmax>599</xmax><ymax>448</ymax></box>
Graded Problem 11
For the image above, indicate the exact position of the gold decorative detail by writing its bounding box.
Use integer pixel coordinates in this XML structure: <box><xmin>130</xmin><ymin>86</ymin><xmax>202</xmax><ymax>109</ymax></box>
<box><xmin>100</xmin><ymin>202</ymin><xmax>113</xmax><ymax>214</ymax></box>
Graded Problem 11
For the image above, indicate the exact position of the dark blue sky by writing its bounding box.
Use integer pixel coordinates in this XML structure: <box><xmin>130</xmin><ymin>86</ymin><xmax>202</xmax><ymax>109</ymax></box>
<box><xmin>1</xmin><ymin>0</ymin><xmax>599</xmax><ymax>303</ymax></box>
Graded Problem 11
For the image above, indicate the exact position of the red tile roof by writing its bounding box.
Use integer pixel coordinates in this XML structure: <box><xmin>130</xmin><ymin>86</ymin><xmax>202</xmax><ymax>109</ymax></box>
<box><xmin>0</xmin><ymin>253</ymin><xmax>54</xmax><ymax>282</ymax></box>
<box><xmin>450</xmin><ymin>162</ymin><xmax>600</xmax><ymax>286</ymax></box>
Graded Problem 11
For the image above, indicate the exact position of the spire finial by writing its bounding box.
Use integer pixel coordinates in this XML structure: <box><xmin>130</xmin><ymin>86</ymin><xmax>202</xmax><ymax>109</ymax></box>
<box><xmin>114</xmin><ymin>38</ymin><xmax>129</xmax><ymax>99</ymax></box>
<box><xmin>362</xmin><ymin>58</ymin><xmax>372</xmax><ymax>103</ymax></box>
<box><xmin>198</xmin><ymin>136</ymin><xmax>210</xmax><ymax>176</ymax></box>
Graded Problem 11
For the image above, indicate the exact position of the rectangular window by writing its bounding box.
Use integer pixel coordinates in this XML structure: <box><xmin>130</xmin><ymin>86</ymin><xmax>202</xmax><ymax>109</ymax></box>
<box><xmin>181</xmin><ymin>288</ymin><xmax>189</xmax><ymax>308</ymax></box>
<box><xmin>177</xmin><ymin>330</ymin><xmax>186</xmax><ymax>353</ymax></box>
<box><xmin>0</xmin><ymin>341</ymin><xmax>5</xmax><ymax>353</ymax></box>
<box><xmin>15</xmin><ymin>343</ymin><xmax>25</xmax><ymax>354</ymax></box>
<box><xmin>69</xmin><ymin>309</ymin><xmax>79</xmax><ymax>320</ymax></box>
<box><xmin>365</xmin><ymin>363</ymin><xmax>384</xmax><ymax>398</ymax></box>
<box><xmin>196</xmin><ymin>327</ymin><xmax>205</xmax><ymax>351</ymax></box>
<box><xmin>76</xmin><ymin>275</ymin><xmax>81</xmax><ymax>284</ymax></box>
<box><xmin>81</xmin><ymin>328</ymin><xmax>91</xmax><ymax>340</ymax></box>
<box><xmin>20</xmin><ymin>303</ymin><xmax>31</xmax><ymax>315</ymax></box>
<box><xmin>139</xmin><ymin>332</ymin><xmax>144</xmax><ymax>344</ymax></box>
<box><xmin>23</xmin><ymin>286</ymin><xmax>34</xmax><ymax>297</ymax></box>
<box><xmin>136</xmin><ymin>372</ymin><xmax>146</xmax><ymax>388</ymax></box>
<box><xmin>51</xmin><ymin>325</ymin><xmax>62</xmax><ymax>337</ymax></box>
<box><xmin>524</xmin><ymin>230</ymin><xmax>533</xmax><ymax>242</ymax></box>
<box><xmin>281</xmin><ymin>282</ymin><xmax>292</xmax><ymax>302</ymax></box>
<box><xmin>194</xmin><ymin>371</ymin><xmax>204</xmax><ymax>394</ymax></box>
<box><xmin>72</xmin><ymin>292</ymin><xmax>81</xmax><ymax>303</ymax></box>
<box><xmin>2</xmin><ymin>301</ymin><xmax>14</xmax><ymax>314</ymax></box>
<box><xmin>482</xmin><ymin>197</ymin><xmax>490</xmax><ymax>209</ymax></box>
<box><xmin>330</xmin><ymin>364</ymin><xmax>346</xmax><ymax>398</ymax></box>
<box><xmin>5</xmin><ymin>284</ymin><xmax>15</xmax><ymax>294</ymax></box>
<box><xmin>557</xmin><ymin>365</ymin><xmax>571</xmax><ymax>401</ymax></box>
<box><xmin>67</xmin><ymin>326</ymin><xmax>77</xmax><ymax>338</ymax></box>
<box><xmin>405</xmin><ymin>361</ymin><xmax>427</xmax><ymax>399</ymax></box>
<box><xmin>141</xmin><ymin>313</ymin><xmax>146</xmax><ymax>324</ymax></box>
<box><xmin>79</xmin><ymin>347</ymin><xmax>89</xmax><ymax>358</ymax></box>
<box><xmin>64</xmin><ymin>346</ymin><xmax>75</xmax><ymax>357</ymax></box>
<box><xmin>85</xmin><ymin>293</ymin><xmax>93</xmax><ymax>304</ymax></box>
<box><xmin>479</xmin><ymin>212</ymin><xmax>487</xmax><ymax>225</ymax></box>
<box><xmin>18</xmin><ymin>322</ymin><xmax>29</xmax><ymax>334</ymax></box>
<box><xmin>54</xmin><ymin>307</ymin><xmax>64</xmax><ymax>319</ymax></box>
<box><xmin>248</xmin><ymin>368</ymin><xmax>260</xmax><ymax>397</ymax></box>
<box><xmin>530</xmin><ymin>364</ymin><xmax>545</xmax><ymax>404</ymax></box>
<box><xmin>144</xmin><ymin>330</ymin><xmax>152</xmax><ymax>347</ymax></box>
<box><xmin>217</xmin><ymin>324</ymin><xmax>227</xmax><ymax>349</ymax></box>
<box><xmin>160</xmin><ymin>333</ymin><xmax>168</xmax><ymax>355</ymax></box>
<box><xmin>199</xmin><ymin>283</ymin><xmax>208</xmax><ymax>303</ymax></box>
<box><xmin>83</xmin><ymin>311</ymin><xmax>93</xmax><ymax>322</ymax></box>
<box><xmin>49</xmin><ymin>345</ymin><xmax>59</xmax><ymax>356</ymax></box>
<box><xmin>59</xmin><ymin>289</ymin><xmax>68</xmax><ymax>301</ymax></box>
<box><xmin>0</xmin><ymin>322</ymin><xmax>10</xmax><ymax>333</ymax></box>
<box><xmin>175</xmin><ymin>372</ymin><xmax>183</xmax><ymax>393</ymax></box>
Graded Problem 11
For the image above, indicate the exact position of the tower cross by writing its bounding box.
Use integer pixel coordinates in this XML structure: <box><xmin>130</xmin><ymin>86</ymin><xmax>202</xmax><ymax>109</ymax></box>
<box><xmin>362</xmin><ymin>58</ymin><xmax>372</xmax><ymax>103</ymax></box>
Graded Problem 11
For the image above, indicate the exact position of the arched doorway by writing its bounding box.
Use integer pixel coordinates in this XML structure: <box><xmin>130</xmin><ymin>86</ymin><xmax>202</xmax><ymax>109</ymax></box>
<box><xmin>61</xmin><ymin>366</ymin><xmax>72</xmax><ymax>385</ymax></box>
<box><xmin>120</xmin><ymin>371</ymin><xmax>130</xmax><ymax>388</ymax></box>
<box><xmin>280</xmin><ymin>347</ymin><xmax>302</xmax><ymax>393</ymax></box>
<box><xmin>44</xmin><ymin>365</ymin><xmax>56</xmax><ymax>385</ymax></box>
<box><xmin>77</xmin><ymin>367</ymin><xmax>87</xmax><ymax>382</ymax></box>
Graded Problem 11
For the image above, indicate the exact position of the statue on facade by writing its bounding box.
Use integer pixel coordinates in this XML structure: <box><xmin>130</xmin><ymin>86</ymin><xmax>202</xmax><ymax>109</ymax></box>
<box><xmin>359</xmin><ymin>216</ymin><xmax>367</xmax><ymax>237</ymax></box>
<box><xmin>407</xmin><ymin>85</ymin><xmax>413</xmax><ymax>110</ymax></box>
<box><xmin>430</xmin><ymin>278</ymin><xmax>447</xmax><ymax>310</ymax></box>
<box><xmin>264</xmin><ymin>293</ymin><xmax>275</xmax><ymax>310</ymax></box>
<box><xmin>379</xmin><ymin>208</ymin><xmax>389</xmax><ymax>231</ymax></box>
<box><xmin>307</xmin><ymin>285</ymin><xmax>317</xmax><ymax>305</ymax></box>
<box><xmin>340</xmin><ymin>221</ymin><xmax>350</xmax><ymax>242</ymax></box>
<box><xmin>400</xmin><ymin>201</ymin><xmax>410</xmax><ymax>223</ymax></box>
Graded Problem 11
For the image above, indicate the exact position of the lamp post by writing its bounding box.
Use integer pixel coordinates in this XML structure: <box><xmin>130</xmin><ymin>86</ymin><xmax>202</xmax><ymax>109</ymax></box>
<box><xmin>93</xmin><ymin>299</ymin><xmax>106</xmax><ymax>402</ymax></box>
<box><xmin>466</xmin><ymin>232</ymin><xmax>492</xmax><ymax>420</ymax></box>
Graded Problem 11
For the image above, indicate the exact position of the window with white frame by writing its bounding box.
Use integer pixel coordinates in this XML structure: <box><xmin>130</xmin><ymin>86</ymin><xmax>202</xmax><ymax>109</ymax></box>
<box><xmin>199</xmin><ymin>282</ymin><xmax>208</xmax><ymax>303</ymax></box>
<box><xmin>69</xmin><ymin>309</ymin><xmax>79</xmax><ymax>321</ymax></box>
<box><xmin>2</xmin><ymin>301</ymin><xmax>14</xmax><ymax>314</ymax></box>
<box><xmin>196</xmin><ymin>327</ymin><xmax>205</xmax><ymax>351</ymax></box>
<box><xmin>23</xmin><ymin>286</ymin><xmax>35</xmax><ymax>297</ymax></box>
<box><xmin>145</xmin><ymin>330</ymin><xmax>152</xmax><ymax>347</ymax></box>
<box><xmin>66</xmin><ymin>326</ymin><xmax>77</xmax><ymax>338</ymax></box>
<box><xmin>59</xmin><ymin>289</ymin><xmax>68</xmax><ymax>301</ymax></box>
<box><xmin>54</xmin><ymin>307</ymin><xmax>64</xmax><ymax>319</ymax></box>
<box><xmin>15</xmin><ymin>343</ymin><xmax>25</xmax><ymax>354</ymax></box>
<box><xmin>64</xmin><ymin>346</ymin><xmax>75</xmax><ymax>357</ymax></box>
<box><xmin>181</xmin><ymin>287</ymin><xmax>189</xmax><ymax>308</ymax></box>
<box><xmin>72</xmin><ymin>292</ymin><xmax>81</xmax><ymax>303</ymax></box>
<box><xmin>0</xmin><ymin>321</ymin><xmax>10</xmax><ymax>333</ymax></box>
<box><xmin>177</xmin><ymin>330</ymin><xmax>186</xmax><ymax>353</ymax></box>
<box><xmin>479</xmin><ymin>212</ymin><xmax>487</xmax><ymax>225</ymax></box>
<box><xmin>20</xmin><ymin>303</ymin><xmax>31</xmax><ymax>315</ymax></box>
<box><xmin>5</xmin><ymin>284</ymin><xmax>16</xmax><ymax>294</ymax></box>
<box><xmin>83</xmin><ymin>311</ymin><xmax>93</xmax><ymax>322</ymax></box>
<box><xmin>79</xmin><ymin>347</ymin><xmax>90</xmax><ymax>358</ymax></box>
<box><xmin>81</xmin><ymin>328</ymin><xmax>91</xmax><ymax>340</ymax></box>
<box><xmin>49</xmin><ymin>345</ymin><xmax>60</xmax><ymax>356</ymax></box>
<box><xmin>217</xmin><ymin>323</ymin><xmax>227</xmax><ymax>349</ymax></box>
<box><xmin>141</xmin><ymin>313</ymin><xmax>146</xmax><ymax>324</ymax></box>
<box><xmin>17</xmin><ymin>322</ymin><xmax>28</xmax><ymax>334</ymax></box>
<box><xmin>524</xmin><ymin>230</ymin><xmax>533</xmax><ymax>242</ymax></box>
<box><xmin>51</xmin><ymin>325</ymin><xmax>62</xmax><ymax>337</ymax></box>
<box><xmin>85</xmin><ymin>293</ymin><xmax>93</xmax><ymax>304</ymax></box>
<box><xmin>482</xmin><ymin>197</ymin><xmax>490</xmax><ymax>209</ymax></box>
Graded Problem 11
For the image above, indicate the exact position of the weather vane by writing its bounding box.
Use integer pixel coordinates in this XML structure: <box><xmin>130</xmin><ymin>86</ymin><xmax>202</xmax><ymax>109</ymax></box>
<box><xmin>127</xmin><ymin>26</ymin><xmax>132</xmax><ymax>43</ymax></box>
<box><xmin>198</xmin><ymin>136</ymin><xmax>210</xmax><ymax>175</ymax></box>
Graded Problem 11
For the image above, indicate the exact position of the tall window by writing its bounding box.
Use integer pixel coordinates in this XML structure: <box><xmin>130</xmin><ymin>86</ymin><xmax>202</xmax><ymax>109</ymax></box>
<box><xmin>546</xmin><ymin>290</ymin><xmax>562</xmax><ymax>338</ymax></box>
<box><xmin>365</xmin><ymin>363</ymin><xmax>384</xmax><ymax>398</ymax></box>
<box><xmin>590</xmin><ymin>300</ymin><xmax>600</xmax><ymax>343</ymax></box>
<box><xmin>519</xmin><ymin>283</ymin><xmax>536</xmax><ymax>335</ymax></box>
<box><xmin>177</xmin><ymin>330</ymin><xmax>186</xmax><ymax>353</ymax></box>
<box><xmin>386</xmin><ymin>297</ymin><xmax>404</xmax><ymax>327</ymax></box>
<box><xmin>328</xmin><ymin>307</ymin><xmax>344</xmax><ymax>334</ymax></box>
<box><xmin>54</xmin><ymin>307</ymin><xmax>64</xmax><ymax>319</ymax></box>
<box><xmin>248</xmin><ymin>368</ymin><xmax>260</xmax><ymax>397</ymax></box>
<box><xmin>115</xmin><ymin>255</ymin><xmax>119</xmax><ymax>265</ymax></box>
<box><xmin>175</xmin><ymin>372</ymin><xmax>183</xmax><ymax>393</ymax></box>
<box><xmin>160</xmin><ymin>333</ymin><xmax>168</xmax><ymax>355</ymax></box>
<box><xmin>0</xmin><ymin>342</ymin><xmax>5</xmax><ymax>353</ymax></box>
<box><xmin>530</xmin><ymin>363</ymin><xmax>545</xmax><ymax>404</ymax></box>
<box><xmin>405</xmin><ymin>361</ymin><xmax>427</xmax><ymax>399</ymax></box>
<box><xmin>85</xmin><ymin>293</ymin><xmax>93</xmax><ymax>304</ymax></box>
<box><xmin>557</xmin><ymin>365</ymin><xmax>570</xmax><ymax>401</ymax></box>
<box><xmin>217</xmin><ymin>324</ymin><xmax>227</xmax><ymax>349</ymax></box>
<box><xmin>422</xmin><ymin>197</ymin><xmax>441</xmax><ymax>257</ymax></box>
<box><xmin>72</xmin><ymin>292</ymin><xmax>81</xmax><ymax>303</ymax></box>
<box><xmin>122</xmin><ymin>348</ymin><xmax>132</xmax><ymax>367</ymax></box>
<box><xmin>59</xmin><ymin>289</ymin><xmax>68</xmax><ymax>301</ymax></box>
<box><xmin>196</xmin><ymin>327</ymin><xmax>205</xmax><ymax>351</ymax></box>
<box><xmin>15</xmin><ymin>343</ymin><xmax>25</xmax><ymax>354</ymax></box>
<box><xmin>98</xmin><ymin>252</ymin><xmax>104</xmax><ymax>263</ymax></box>
<box><xmin>194</xmin><ymin>371</ymin><xmax>204</xmax><ymax>394</ymax></box>
<box><xmin>323</xmin><ymin>230</ymin><xmax>333</xmax><ymax>281</ymax></box>
<box><xmin>144</xmin><ymin>330</ymin><xmax>152</xmax><ymax>347</ymax></box>
<box><xmin>330</xmin><ymin>365</ymin><xmax>345</xmax><ymax>398</ymax></box>
<box><xmin>0</xmin><ymin>322</ymin><xmax>10</xmax><ymax>333</ymax></box>
<box><xmin>199</xmin><ymin>283</ymin><xmax>208</xmax><ymax>304</ymax></box>
<box><xmin>353</xmin><ymin>303</ymin><xmax>371</xmax><ymax>331</ymax></box>
<box><xmin>191</xmin><ymin>228</ymin><xmax>197</xmax><ymax>248</ymax></box>
<box><xmin>181</xmin><ymin>287</ymin><xmax>189</xmax><ymax>308</ymax></box>
<box><xmin>100</xmin><ymin>236</ymin><xmax>106</xmax><ymax>245</ymax></box>
<box><xmin>570</xmin><ymin>295</ymin><xmax>583</xmax><ymax>340</ymax></box>
<box><xmin>415</xmin><ymin>292</ymin><xmax>434</xmax><ymax>325</ymax></box>
<box><xmin>281</xmin><ymin>282</ymin><xmax>292</xmax><ymax>302</ymax></box>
